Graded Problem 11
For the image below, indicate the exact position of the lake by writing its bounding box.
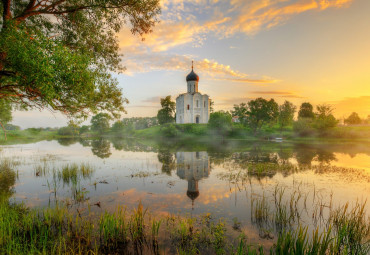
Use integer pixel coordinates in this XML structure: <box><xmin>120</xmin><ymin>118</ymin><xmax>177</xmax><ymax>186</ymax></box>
<box><xmin>1</xmin><ymin>138</ymin><xmax>370</xmax><ymax>249</ymax></box>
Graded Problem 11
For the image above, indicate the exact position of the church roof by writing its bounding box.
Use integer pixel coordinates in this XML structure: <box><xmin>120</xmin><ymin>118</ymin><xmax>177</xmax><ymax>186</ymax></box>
<box><xmin>186</xmin><ymin>62</ymin><xmax>199</xmax><ymax>82</ymax></box>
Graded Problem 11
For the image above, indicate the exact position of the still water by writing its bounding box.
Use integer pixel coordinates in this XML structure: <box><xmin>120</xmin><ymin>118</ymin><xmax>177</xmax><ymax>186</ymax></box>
<box><xmin>1</xmin><ymin>138</ymin><xmax>370</xmax><ymax>246</ymax></box>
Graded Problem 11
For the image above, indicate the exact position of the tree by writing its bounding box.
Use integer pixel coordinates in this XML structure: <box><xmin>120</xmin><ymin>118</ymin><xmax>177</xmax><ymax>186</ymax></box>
<box><xmin>231</xmin><ymin>103</ymin><xmax>248</xmax><ymax>125</ymax></box>
<box><xmin>344</xmin><ymin>112</ymin><xmax>362</xmax><ymax>125</ymax></box>
<box><xmin>0</xmin><ymin>0</ymin><xmax>160</xmax><ymax>119</ymax></box>
<box><xmin>91</xmin><ymin>113</ymin><xmax>111</xmax><ymax>134</ymax></box>
<box><xmin>278</xmin><ymin>101</ymin><xmax>296</xmax><ymax>132</ymax></box>
<box><xmin>0</xmin><ymin>99</ymin><xmax>12</xmax><ymax>139</ymax></box>
<box><xmin>157</xmin><ymin>96</ymin><xmax>175</xmax><ymax>125</ymax></box>
<box><xmin>79</xmin><ymin>125</ymin><xmax>90</xmax><ymax>135</ymax></box>
<box><xmin>111</xmin><ymin>120</ymin><xmax>134</xmax><ymax>137</ymax></box>
<box><xmin>312</xmin><ymin>104</ymin><xmax>338</xmax><ymax>133</ymax></box>
<box><xmin>247</xmin><ymin>98</ymin><xmax>279</xmax><ymax>133</ymax></box>
<box><xmin>210</xmin><ymin>99</ymin><xmax>215</xmax><ymax>113</ymax></box>
<box><xmin>298</xmin><ymin>102</ymin><xmax>315</xmax><ymax>119</ymax></box>
<box><xmin>208</xmin><ymin>111</ymin><xmax>232</xmax><ymax>137</ymax></box>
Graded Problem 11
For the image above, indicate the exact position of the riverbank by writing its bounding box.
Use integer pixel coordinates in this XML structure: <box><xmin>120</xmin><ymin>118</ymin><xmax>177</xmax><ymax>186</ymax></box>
<box><xmin>1</xmin><ymin>124</ymin><xmax>370</xmax><ymax>145</ymax></box>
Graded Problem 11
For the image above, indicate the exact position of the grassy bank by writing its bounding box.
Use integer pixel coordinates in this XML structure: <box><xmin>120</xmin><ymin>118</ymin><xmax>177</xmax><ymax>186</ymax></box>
<box><xmin>134</xmin><ymin>124</ymin><xmax>370</xmax><ymax>142</ymax></box>
<box><xmin>2</xmin><ymin>124</ymin><xmax>369</xmax><ymax>146</ymax></box>
<box><xmin>0</xmin><ymin>129</ymin><xmax>60</xmax><ymax>145</ymax></box>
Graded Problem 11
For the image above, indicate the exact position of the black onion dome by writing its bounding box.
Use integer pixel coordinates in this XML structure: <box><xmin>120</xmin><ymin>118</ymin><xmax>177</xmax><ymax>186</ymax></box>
<box><xmin>186</xmin><ymin>69</ymin><xmax>199</xmax><ymax>82</ymax></box>
<box><xmin>187</xmin><ymin>190</ymin><xmax>199</xmax><ymax>201</ymax></box>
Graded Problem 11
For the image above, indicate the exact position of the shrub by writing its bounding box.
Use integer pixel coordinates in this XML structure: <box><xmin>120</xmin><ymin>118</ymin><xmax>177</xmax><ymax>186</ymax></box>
<box><xmin>57</xmin><ymin>126</ymin><xmax>79</xmax><ymax>136</ymax></box>
<box><xmin>160</xmin><ymin>123</ymin><xmax>179</xmax><ymax>138</ymax></box>
<box><xmin>293</xmin><ymin>118</ymin><xmax>315</xmax><ymax>137</ymax></box>
<box><xmin>208</xmin><ymin>111</ymin><xmax>232</xmax><ymax>137</ymax></box>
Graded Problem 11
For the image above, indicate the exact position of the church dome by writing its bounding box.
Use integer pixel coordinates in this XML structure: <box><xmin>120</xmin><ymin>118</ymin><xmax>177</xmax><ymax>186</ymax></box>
<box><xmin>186</xmin><ymin>63</ymin><xmax>199</xmax><ymax>82</ymax></box>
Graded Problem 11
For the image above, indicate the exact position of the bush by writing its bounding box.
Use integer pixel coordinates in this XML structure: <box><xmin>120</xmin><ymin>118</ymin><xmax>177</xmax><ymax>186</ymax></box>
<box><xmin>293</xmin><ymin>118</ymin><xmax>315</xmax><ymax>137</ymax></box>
<box><xmin>57</xmin><ymin>126</ymin><xmax>79</xmax><ymax>136</ymax></box>
<box><xmin>208</xmin><ymin>111</ymin><xmax>232</xmax><ymax>137</ymax></box>
<box><xmin>160</xmin><ymin>123</ymin><xmax>179</xmax><ymax>138</ymax></box>
<box><xmin>25</xmin><ymin>128</ymin><xmax>42</xmax><ymax>134</ymax></box>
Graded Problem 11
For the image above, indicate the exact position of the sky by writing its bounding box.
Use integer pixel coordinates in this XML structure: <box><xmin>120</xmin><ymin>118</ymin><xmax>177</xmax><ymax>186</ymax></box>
<box><xmin>12</xmin><ymin>0</ymin><xmax>370</xmax><ymax>128</ymax></box>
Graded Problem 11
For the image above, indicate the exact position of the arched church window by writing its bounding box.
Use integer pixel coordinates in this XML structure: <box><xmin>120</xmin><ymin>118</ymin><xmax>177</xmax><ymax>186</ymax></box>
<box><xmin>204</xmin><ymin>101</ymin><xmax>206</xmax><ymax>107</ymax></box>
<box><xmin>187</xmin><ymin>105</ymin><xmax>190</xmax><ymax>110</ymax></box>
<box><xmin>196</xmin><ymin>100</ymin><xmax>199</xmax><ymax>107</ymax></box>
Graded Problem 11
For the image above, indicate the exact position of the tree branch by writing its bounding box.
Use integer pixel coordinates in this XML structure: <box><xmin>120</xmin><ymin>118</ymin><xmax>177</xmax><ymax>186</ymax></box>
<box><xmin>2</xmin><ymin>0</ymin><xmax>12</xmax><ymax>21</ymax></box>
<box><xmin>15</xmin><ymin>1</ymin><xmax>133</xmax><ymax>22</ymax></box>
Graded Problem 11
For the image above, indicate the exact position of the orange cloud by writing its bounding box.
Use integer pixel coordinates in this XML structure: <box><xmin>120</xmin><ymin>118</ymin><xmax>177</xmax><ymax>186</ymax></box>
<box><xmin>122</xmin><ymin>54</ymin><xmax>278</xmax><ymax>84</ymax></box>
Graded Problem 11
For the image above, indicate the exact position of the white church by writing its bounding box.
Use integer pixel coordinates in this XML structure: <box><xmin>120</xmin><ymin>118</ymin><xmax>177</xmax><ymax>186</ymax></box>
<box><xmin>176</xmin><ymin>63</ymin><xmax>211</xmax><ymax>124</ymax></box>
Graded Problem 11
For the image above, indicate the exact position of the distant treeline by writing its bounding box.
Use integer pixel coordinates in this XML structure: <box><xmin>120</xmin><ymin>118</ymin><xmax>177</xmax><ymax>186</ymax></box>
<box><xmin>56</xmin><ymin>116</ymin><xmax>159</xmax><ymax>137</ymax></box>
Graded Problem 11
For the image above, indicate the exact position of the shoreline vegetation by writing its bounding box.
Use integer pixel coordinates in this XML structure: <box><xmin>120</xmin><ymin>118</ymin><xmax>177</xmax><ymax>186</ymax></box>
<box><xmin>1</xmin><ymin>159</ymin><xmax>369</xmax><ymax>254</ymax></box>
<box><xmin>1</xmin><ymin>123</ymin><xmax>370</xmax><ymax>145</ymax></box>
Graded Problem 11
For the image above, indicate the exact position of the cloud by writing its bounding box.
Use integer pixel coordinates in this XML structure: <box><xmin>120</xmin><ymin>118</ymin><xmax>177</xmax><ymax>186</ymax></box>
<box><xmin>116</xmin><ymin>0</ymin><xmax>353</xmax><ymax>81</ymax></box>
<box><xmin>250</xmin><ymin>91</ymin><xmax>304</xmax><ymax>98</ymax></box>
<box><xmin>123</xmin><ymin>53</ymin><xmax>277</xmax><ymax>84</ymax></box>
<box><xmin>218</xmin><ymin>78</ymin><xmax>279</xmax><ymax>84</ymax></box>
<box><xmin>118</xmin><ymin>0</ymin><xmax>354</xmax><ymax>54</ymax></box>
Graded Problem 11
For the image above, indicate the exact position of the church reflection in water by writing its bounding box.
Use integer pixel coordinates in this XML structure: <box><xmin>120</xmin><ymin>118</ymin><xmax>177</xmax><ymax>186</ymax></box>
<box><xmin>176</xmin><ymin>152</ymin><xmax>211</xmax><ymax>209</ymax></box>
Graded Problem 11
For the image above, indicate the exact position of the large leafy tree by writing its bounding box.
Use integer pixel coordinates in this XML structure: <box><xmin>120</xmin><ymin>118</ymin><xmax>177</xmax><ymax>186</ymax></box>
<box><xmin>313</xmin><ymin>104</ymin><xmax>338</xmax><ymax>133</ymax></box>
<box><xmin>231</xmin><ymin>103</ymin><xmax>248</xmax><ymax>125</ymax></box>
<box><xmin>344</xmin><ymin>112</ymin><xmax>362</xmax><ymax>125</ymax></box>
<box><xmin>157</xmin><ymin>96</ymin><xmax>175</xmax><ymax>125</ymax></box>
<box><xmin>208</xmin><ymin>111</ymin><xmax>232</xmax><ymax>137</ymax></box>
<box><xmin>247</xmin><ymin>98</ymin><xmax>279</xmax><ymax>134</ymax></box>
<box><xmin>0</xmin><ymin>0</ymin><xmax>160</xmax><ymax>119</ymax></box>
<box><xmin>278</xmin><ymin>100</ymin><xmax>296</xmax><ymax>132</ymax></box>
<box><xmin>91</xmin><ymin>113</ymin><xmax>111</xmax><ymax>134</ymax></box>
<box><xmin>298</xmin><ymin>102</ymin><xmax>315</xmax><ymax>119</ymax></box>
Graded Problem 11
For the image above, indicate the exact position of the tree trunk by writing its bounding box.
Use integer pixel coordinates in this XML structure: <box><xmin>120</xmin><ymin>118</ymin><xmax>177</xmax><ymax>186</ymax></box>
<box><xmin>0</xmin><ymin>121</ymin><xmax>7</xmax><ymax>140</ymax></box>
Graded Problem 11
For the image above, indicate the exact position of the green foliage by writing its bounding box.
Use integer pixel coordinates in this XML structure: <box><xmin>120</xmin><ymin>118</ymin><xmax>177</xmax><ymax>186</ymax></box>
<box><xmin>91</xmin><ymin>113</ymin><xmax>111</xmax><ymax>134</ymax></box>
<box><xmin>208</xmin><ymin>111</ymin><xmax>232</xmax><ymax>136</ymax></box>
<box><xmin>293</xmin><ymin>118</ymin><xmax>315</xmax><ymax>137</ymax></box>
<box><xmin>278</xmin><ymin>101</ymin><xmax>296</xmax><ymax>132</ymax></box>
<box><xmin>312</xmin><ymin>104</ymin><xmax>338</xmax><ymax>133</ymax></box>
<box><xmin>0</xmin><ymin>24</ymin><xmax>127</xmax><ymax>119</ymax></box>
<box><xmin>111</xmin><ymin>121</ymin><xmax>135</xmax><ymax>137</ymax></box>
<box><xmin>122</xmin><ymin>117</ymin><xmax>158</xmax><ymax>130</ymax></box>
<box><xmin>157</xmin><ymin>96</ymin><xmax>176</xmax><ymax>125</ymax></box>
<box><xmin>344</xmin><ymin>112</ymin><xmax>362</xmax><ymax>125</ymax></box>
<box><xmin>247</xmin><ymin>98</ymin><xmax>279</xmax><ymax>133</ymax></box>
<box><xmin>4</xmin><ymin>123</ymin><xmax>20</xmax><ymax>131</ymax></box>
<box><xmin>57</xmin><ymin>126</ymin><xmax>79</xmax><ymax>137</ymax></box>
<box><xmin>0</xmin><ymin>1</ymin><xmax>161</xmax><ymax>118</ymax></box>
<box><xmin>0</xmin><ymin>99</ymin><xmax>12</xmax><ymax>124</ymax></box>
<box><xmin>79</xmin><ymin>125</ymin><xmax>90</xmax><ymax>135</ymax></box>
<box><xmin>160</xmin><ymin>123</ymin><xmax>179</xmax><ymax>138</ymax></box>
<box><xmin>232</xmin><ymin>103</ymin><xmax>248</xmax><ymax>125</ymax></box>
<box><xmin>298</xmin><ymin>102</ymin><xmax>315</xmax><ymax>119</ymax></box>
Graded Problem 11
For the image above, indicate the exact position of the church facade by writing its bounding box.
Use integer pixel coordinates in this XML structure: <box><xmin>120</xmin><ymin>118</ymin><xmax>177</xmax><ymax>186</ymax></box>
<box><xmin>176</xmin><ymin>64</ymin><xmax>210</xmax><ymax>124</ymax></box>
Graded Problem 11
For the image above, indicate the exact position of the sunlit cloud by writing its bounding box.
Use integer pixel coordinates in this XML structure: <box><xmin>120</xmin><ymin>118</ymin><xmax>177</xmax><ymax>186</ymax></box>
<box><xmin>250</xmin><ymin>91</ymin><xmax>304</xmax><ymax>98</ymax></box>
<box><xmin>119</xmin><ymin>0</ymin><xmax>354</xmax><ymax>54</ymax></box>
<box><xmin>122</xmin><ymin>53</ymin><xmax>278</xmax><ymax>84</ymax></box>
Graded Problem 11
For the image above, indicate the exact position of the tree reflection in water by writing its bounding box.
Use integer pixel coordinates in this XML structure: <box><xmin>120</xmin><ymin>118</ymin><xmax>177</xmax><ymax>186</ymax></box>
<box><xmin>91</xmin><ymin>139</ymin><xmax>112</xmax><ymax>158</ymax></box>
<box><xmin>0</xmin><ymin>160</ymin><xmax>16</xmax><ymax>199</ymax></box>
<box><xmin>157</xmin><ymin>150</ymin><xmax>176</xmax><ymax>175</ymax></box>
